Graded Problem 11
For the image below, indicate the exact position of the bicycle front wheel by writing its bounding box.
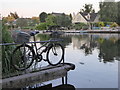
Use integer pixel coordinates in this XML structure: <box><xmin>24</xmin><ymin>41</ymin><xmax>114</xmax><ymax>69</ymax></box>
<box><xmin>11</xmin><ymin>44</ymin><xmax>35</xmax><ymax>71</ymax></box>
<box><xmin>47</xmin><ymin>43</ymin><xmax>64</xmax><ymax>66</ymax></box>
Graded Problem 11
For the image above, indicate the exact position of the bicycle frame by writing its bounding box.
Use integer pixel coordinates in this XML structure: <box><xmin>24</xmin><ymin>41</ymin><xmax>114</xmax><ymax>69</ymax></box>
<box><xmin>30</xmin><ymin>35</ymin><xmax>55</xmax><ymax>62</ymax></box>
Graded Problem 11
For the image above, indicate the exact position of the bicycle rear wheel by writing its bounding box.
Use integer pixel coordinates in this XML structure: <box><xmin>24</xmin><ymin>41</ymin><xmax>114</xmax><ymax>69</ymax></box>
<box><xmin>11</xmin><ymin>44</ymin><xmax>35</xmax><ymax>71</ymax></box>
<box><xmin>47</xmin><ymin>43</ymin><xmax>64</xmax><ymax>66</ymax></box>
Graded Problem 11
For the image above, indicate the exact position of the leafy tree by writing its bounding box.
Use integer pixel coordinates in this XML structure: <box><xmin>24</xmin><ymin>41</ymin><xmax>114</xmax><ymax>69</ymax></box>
<box><xmin>54</xmin><ymin>14</ymin><xmax>72</xmax><ymax>27</ymax></box>
<box><xmin>16</xmin><ymin>18</ymin><xmax>28</xmax><ymax>28</ymax></box>
<box><xmin>39</xmin><ymin>12</ymin><xmax>48</xmax><ymax>22</ymax></box>
<box><xmin>46</xmin><ymin>15</ymin><xmax>56</xmax><ymax>26</ymax></box>
<box><xmin>30</xmin><ymin>17</ymin><xmax>39</xmax><ymax>26</ymax></box>
<box><xmin>117</xmin><ymin>1</ymin><xmax>120</xmax><ymax>25</ymax></box>
<box><xmin>10</xmin><ymin>12</ymin><xmax>19</xmax><ymax>19</ymax></box>
<box><xmin>80</xmin><ymin>4</ymin><xmax>95</xmax><ymax>13</ymax></box>
<box><xmin>69</xmin><ymin>13</ymin><xmax>72</xmax><ymax>20</ymax></box>
<box><xmin>35</xmin><ymin>22</ymin><xmax>48</xmax><ymax>30</ymax></box>
<box><xmin>99</xmin><ymin>2</ymin><xmax>118</xmax><ymax>22</ymax></box>
<box><xmin>46</xmin><ymin>14</ymin><xmax>72</xmax><ymax>28</ymax></box>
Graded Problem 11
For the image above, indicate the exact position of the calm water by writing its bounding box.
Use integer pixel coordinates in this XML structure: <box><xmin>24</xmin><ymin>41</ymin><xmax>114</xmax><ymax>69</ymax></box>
<box><xmin>35</xmin><ymin>33</ymin><xmax>119</xmax><ymax>88</ymax></box>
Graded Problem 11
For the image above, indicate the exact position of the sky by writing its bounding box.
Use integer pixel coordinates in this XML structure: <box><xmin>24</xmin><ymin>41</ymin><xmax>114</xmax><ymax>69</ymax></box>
<box><xmin>1</xmin><ymin>0</ymin><xmax>119</xmax><ymax>18</ymax></box>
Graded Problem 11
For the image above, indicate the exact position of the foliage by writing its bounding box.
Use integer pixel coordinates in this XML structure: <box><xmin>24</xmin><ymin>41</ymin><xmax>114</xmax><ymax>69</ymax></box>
<box><xmin>54</xmin><ymin>14</ymin><xmax>72</xmax><ymax>27</ymax></box>
<box><xmin>37</xmin><ymin>34</ymin><xmax>50</xmax><ymax>41</ymax></box>
<box><xmin>110</xmin><ymin>22</ymin><xmax>118</xmax><ymax>27</ymax></box>
<box><xmin>98</xmin><ymin>22</ymin><xmax>104</xmax><ymax>27</ymax></box>
<box><xmin>35</xmin><ymin>22</ymin><xmax>48</xmax><ymax>30</ymax></box>
<box><xmin>117</xmin><ymin>1</ymin><xmax>120</xmax><ymax>25</ymax></box>
<box><xmin>2</xmin><ymin>24</ymin><xmax>15</xmax><ymax>74</ymax></box>
<box><xmin>69</xmin><ymin>13</ymin><xmax>72</xmax><ymax>20</ymax></box>
<box><xmin>2</xmin><ymin>12</ymin><xmax>19</xmax><ymax>23</ymax></box>
<box><xmin>74</xmin><ymin>23</ymin><xmax>87</xmax><ymax>30</ymax></box>
<box><xmin>98</xmin><ymin>38</ymin><xmax>118</xmax><ymax>62</ymax></box>
<box><xmin>16</xmin><ymin>18</ymin><xmax>28</xmax><ymax>28</ymax></box>
<box><xmin>80</xmin><ymin>4</ymin><xmax>95</xmax><ymax>13</ymax></box>
<box><xmin>99</xmin><ymin>2</ymin><xmax>118</xmax><ymax>22</ymax></box>
<box><xmin>36</xmin><ymin>13</ymin><xmax>72</xmax><ymax>30</ymax></box>
<box><xmin>39</xmin><ymin>12</ymin><xmax>48</xmax><ymax>22</ymax></box>
<box><xmin>46</xmin><ymin>15</ymin><xmax>56</xmax><ymax>26</ymax></box>
<box><xmin>10</xmin><ymin>12</ymin><xmax>19</xmax><ymax>19</ymax></box>
<box><xmin>103</xmin><ymin>22</ymin><xmax>113</xmax><ymax>26</ymax></box>
<box><xmin>3</xmin><ymin>16</ymin><xmax>15</xmax><ymax>23</ymax></box>
<box><xmin>31</xmin><ymin>17</ymin><xmax>40</xmax><ymax>26</ymax></box>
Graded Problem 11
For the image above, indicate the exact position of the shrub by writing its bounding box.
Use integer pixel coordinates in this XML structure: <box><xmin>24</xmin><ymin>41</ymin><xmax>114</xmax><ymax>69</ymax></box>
<box><xmin>2</xmin><ymin>24</ymin><xmax>16</xmax><ymax>75</ymax></box>
<box><xmin>74</xmin><ymin>23</ymin><xmax>87</xmax><ymax>30</ymax></box>
<box><xmin>98</xmin><ymin>22</ymin><xmax>105</xmax><ymax>27</ymax></box>
<box><xmin>110</xmin><ymin>22</ymin><xmax>118</xmax><ymax>28</ymax></box>
<box><xmin>35</xmin><ymin>23</ymin><xmax>48</xmax><ymax>30</ymax></box>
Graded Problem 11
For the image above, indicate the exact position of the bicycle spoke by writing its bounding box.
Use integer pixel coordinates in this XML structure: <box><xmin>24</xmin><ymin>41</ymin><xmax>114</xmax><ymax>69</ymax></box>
<box><xmin>12</xmin><ymin>44</ymin><xmax>34</xmax><ymax>71</ymax></box>
<box><xmin>47</xmin><ymin>43</ymin><xmax>64</xmax><ymax>65</ymax></box>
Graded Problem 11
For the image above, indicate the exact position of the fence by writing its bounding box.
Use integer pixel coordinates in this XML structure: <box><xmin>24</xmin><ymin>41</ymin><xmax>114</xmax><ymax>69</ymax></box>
<box><xmin>1</xmin><ymin>39</ymin><xmax>64</xmax><ymax>79</ymax></box>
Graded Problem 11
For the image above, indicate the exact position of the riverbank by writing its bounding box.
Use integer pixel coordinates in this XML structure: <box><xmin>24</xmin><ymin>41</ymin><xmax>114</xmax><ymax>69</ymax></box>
<box><xmin>63</xmin><ymin>29</ymin><xmax>120</xmax><ymax>33</ymax></box>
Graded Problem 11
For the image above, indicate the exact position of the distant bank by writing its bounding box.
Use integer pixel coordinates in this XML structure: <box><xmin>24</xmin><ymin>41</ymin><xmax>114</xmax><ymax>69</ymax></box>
<box><xmin>63</xmin><ymin>29</ymin><xmax>120</xmax><ymax>33</ymax></box>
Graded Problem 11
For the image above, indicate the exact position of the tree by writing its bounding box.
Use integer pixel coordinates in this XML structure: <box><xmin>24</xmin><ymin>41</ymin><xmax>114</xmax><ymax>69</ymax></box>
<box><xmin>117</xmin><ymin>1</ymin><xmax>120</xmax><ymax>25</ymax></box>
<box><xmin>10</xmin><ymin>12</ymin><xmax>19</xmax><ymax>19</ymax></box>
<box><xmin>39</xmin><ymin>12</ymin><xmax>48</xmax><ymax>22</ymax></box>
<box><xmin>69</xmin><ymin>13</ymin><xmax>72</xmax><ymax>20</ymax></box>
<box><xmin>46</xmin><ymin>14</ymin><xmax>72</xmax><ymax>28</ymax></box>
<box><xmin>35</xmin><ymin>22</ymin><xmax>48</xmax><ymax>30</ymax></box>
<box><xmin>80</xmin><ymin>4</ymin><xmax>95</xmax><ymax>13</ymax></box>
<box><xmin>54</xmin><ymin>14</ymin><xmax>72</xmax><ymax>27</ymax></box>
<box><xmin>16</xmin><ymin>18</ymin><xmax>28</xmax><ymax>28</ymax></box>
<box><xmin>30</xmin><ymin>17</ymin><xmax>39</xmax><ymax>26</ymax></box>
<box><xmin>99</xmin><ymin>2</ymin><xmax>118</xmax><ymax>22</ymax></box>
<box><xmin>46</xmin><ymin>15</ymin><xmax>56</xmax><ymax>26</ymax></box>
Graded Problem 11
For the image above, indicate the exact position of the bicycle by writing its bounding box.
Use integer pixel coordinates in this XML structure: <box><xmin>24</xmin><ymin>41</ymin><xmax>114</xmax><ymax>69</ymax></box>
<box><xmin>11</xmin><ymin>31</ymin><xmax>64</xmax><ymax>71</ymax></box>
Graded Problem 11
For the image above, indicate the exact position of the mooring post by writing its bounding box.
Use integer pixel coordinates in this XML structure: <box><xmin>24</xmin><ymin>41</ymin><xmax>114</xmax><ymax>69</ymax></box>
<box><xmin>62</xmin><ymin>77</ymin><xmax>64</xmax><ymax>85</ymax></box>
<box><xmin>65</xmin><ymin>73</ymin><xmax>68</xmax><ymax>84</ymax></box>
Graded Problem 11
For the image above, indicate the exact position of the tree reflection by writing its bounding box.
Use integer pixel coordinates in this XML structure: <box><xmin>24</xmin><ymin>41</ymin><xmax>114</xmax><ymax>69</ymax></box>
<box><xmin>80</xmin><ymin>35</ymin><xmax>97</xmax><ymax>56</ymax></box>
<box><xmin>36</xmin><ymin>34</ymin><xmax>72</xmax><ymax>48</ymax></box>
<box><xmin>98</xmin><ymin>36</ymin><xmax>120</xmax><ymax>63</ymax></box>
<box><xmin>36</xmin><ymin>33</ymin><xmax>120</xmax><ymax>63</ymax></box>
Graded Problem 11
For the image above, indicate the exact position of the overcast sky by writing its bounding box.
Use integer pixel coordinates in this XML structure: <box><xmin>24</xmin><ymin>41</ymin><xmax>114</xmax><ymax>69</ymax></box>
<box><xmin>1</xmin><ymin>0</ymin><xmax>119</xmax><ymax>18</ymax></box>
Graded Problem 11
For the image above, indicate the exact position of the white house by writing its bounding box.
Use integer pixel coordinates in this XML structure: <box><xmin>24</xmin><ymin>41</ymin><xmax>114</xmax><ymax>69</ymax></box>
<box><xmin>72</xmin><ymin>12</ymin><xmax>100</xmax><ymax>24</ymax></box>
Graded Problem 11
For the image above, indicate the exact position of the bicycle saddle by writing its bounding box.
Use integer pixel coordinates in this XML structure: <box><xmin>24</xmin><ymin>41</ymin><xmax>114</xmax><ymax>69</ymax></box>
<box><xmin>30</xmin><ymin>30</ymin><xmax>39</xmax><ymax>36</ymax></box>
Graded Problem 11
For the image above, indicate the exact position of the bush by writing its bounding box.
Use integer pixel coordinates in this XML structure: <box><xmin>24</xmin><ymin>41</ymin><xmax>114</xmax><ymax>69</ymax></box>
<box><xmin>104</xmin><ymin>22</ymin><xmax>113</xmax><ymax>26</ymax></box>
<box><xmin>98</xmin><ymin>22</ymin><xmax>105</xmax><ymax>27</ymax></box>
<box><xmin>74</xmin><ymin>23</ymin><xmax>87</xmax><ymax>30</ymax></box>
<box><xmin>35</xmin><ymin>23</ymin><xmax>48</xmax><ymax>30</ymax></box>
<box><xmin>2</xmin><ymin>24</ymin><xmax>17</xmax><ymax>76</ymax></box>
<box><xmin>110</xmin><ymin>22</ymin><xmax>118</xmax><ymax>28</ymax></box>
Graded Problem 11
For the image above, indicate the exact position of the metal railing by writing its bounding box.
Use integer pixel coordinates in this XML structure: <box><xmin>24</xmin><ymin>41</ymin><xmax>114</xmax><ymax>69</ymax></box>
<box><xmin>1</xmin><ymin>39</ymin><xmax>65</xmax><ymax>79</ymax></box>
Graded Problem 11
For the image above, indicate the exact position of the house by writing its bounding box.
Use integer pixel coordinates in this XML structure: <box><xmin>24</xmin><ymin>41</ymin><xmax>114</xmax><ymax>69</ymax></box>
<box><xmin>51</xmin><ymin>12</ymin><xmax>65</xmax><ymax>16</ymax></box>
<box><xmin>72</xmin><ymin>12</ymin><xmax>99</xmax><ymax>24</ymax></box>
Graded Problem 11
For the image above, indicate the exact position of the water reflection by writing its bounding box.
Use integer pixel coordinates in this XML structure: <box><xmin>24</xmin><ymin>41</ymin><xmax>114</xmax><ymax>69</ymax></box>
<box><xmin>34</xmin><ymin>33</ymin><xmax>119</xmax><ymax>88</ymax></box>
<box><xmin>20</xmin><ymin>33</ymin><xmax>119</xmax><ymax>88</ymax></box>
<box><xmin>36</xmin><ymin>33</ymin><xmax>120</xmax><ymax>63</ymax></box>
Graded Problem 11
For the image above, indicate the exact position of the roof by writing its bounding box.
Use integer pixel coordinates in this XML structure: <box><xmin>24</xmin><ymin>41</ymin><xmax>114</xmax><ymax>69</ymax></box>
<box><xmin>80</xmin><ymin>12</ymin><xmax>98</xmax><ymax>22</ymax></box>
<box><xmin>52</xmin><ymin>12</ymin><xmax>65</xmax><ymax>16</ymax></box>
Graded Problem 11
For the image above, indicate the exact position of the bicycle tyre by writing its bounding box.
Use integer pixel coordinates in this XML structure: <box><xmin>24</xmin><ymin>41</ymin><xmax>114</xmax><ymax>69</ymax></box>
<box><xmin>47</xmin><ymin>43</ymin><xmax>64</xmax><ymax>66</ymax></box>
<box><xmin>11</xmin><ymin>44</ymin><xmax>35</xmax><ymax>71</ymax></box>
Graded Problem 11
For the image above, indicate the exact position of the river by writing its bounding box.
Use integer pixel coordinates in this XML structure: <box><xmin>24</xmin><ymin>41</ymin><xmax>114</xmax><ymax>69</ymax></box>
<box><xmin>34</xmin><ymin>33</ymin><xmax>119</xmax><ymax>88</ymax></box>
